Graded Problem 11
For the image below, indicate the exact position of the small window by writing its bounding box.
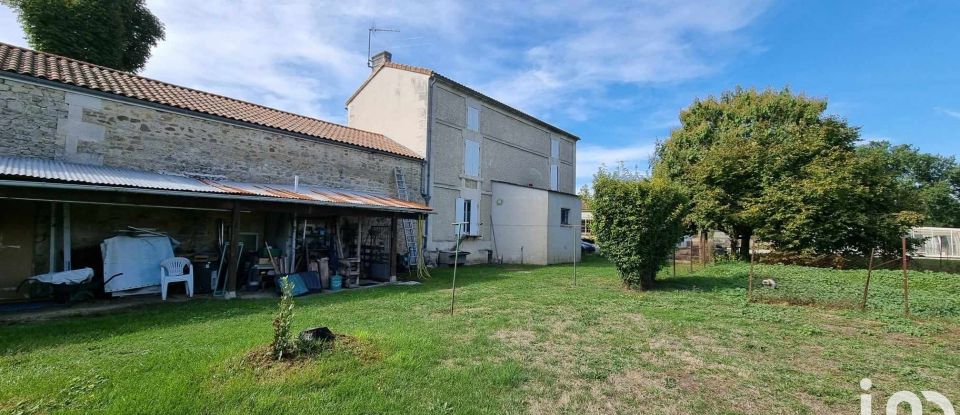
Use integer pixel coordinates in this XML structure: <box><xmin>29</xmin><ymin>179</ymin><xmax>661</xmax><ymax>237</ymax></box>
<box><xmin>561</xmin><ymin>208</ymin><xmax>571</xmax><ymax>225</ymax></box>
<box><xmin>464</xmin><ymin>139</ymin><xmax>480</xmax><ymax>177</ymax></box>
<box><xmin>467</xmin><ymin>106</ymin><xmax>480</xmax><ymax>131</ymax></box>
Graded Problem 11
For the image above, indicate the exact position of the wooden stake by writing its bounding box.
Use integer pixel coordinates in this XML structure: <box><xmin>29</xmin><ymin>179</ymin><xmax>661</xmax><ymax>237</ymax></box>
<box><xmin>688</xmin><ymin>245</ymin><xmax>694</xmax><ymax>273</ymax></box>
<box><xmin>700</xmin><ymin>231</ymin><xmax>707</xmax><ymax>267</ymax></box>
<box><xmin>902</xmin><ymin>237</ymin><xmax>910</xmax><ymax>317</ymax></box>
<box><xmin>672</xmin><ymin>247</ymin><xmax>677</xmax><ymax>277</ymax></box>
<box><xmin>860</xmin><ymin>248</ymin><xmax>875</xmax><ymax>311</ymax></box>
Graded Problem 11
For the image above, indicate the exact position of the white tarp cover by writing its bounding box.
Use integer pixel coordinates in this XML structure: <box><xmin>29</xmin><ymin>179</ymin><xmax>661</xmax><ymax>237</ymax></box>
<box><xmin>101</xmin><ymin>236</ymin><xmax>174</xmax><ymax>295</ymax></box>
<box><xmin>30</xmin><ymin>268</ymin><xmax>94</xmax><ymax>285</ymax></box>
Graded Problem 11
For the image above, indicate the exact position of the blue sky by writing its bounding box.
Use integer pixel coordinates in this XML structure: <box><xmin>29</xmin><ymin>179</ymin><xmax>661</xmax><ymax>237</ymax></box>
<box><xmin>1</xmin><ymin>1</ymin><xmax>957</xmax><ymax>189</ymax></box>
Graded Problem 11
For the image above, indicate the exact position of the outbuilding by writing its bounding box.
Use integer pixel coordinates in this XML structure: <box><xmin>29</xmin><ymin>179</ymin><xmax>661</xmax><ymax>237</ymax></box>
<box><xmin>0</xmin><ymin>42</ymin><xmax>429</xmax><ymax>302</ymax></box>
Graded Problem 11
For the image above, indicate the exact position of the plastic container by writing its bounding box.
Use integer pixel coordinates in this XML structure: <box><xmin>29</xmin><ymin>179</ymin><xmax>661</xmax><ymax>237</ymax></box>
<box><xmin>330</xmin><ymin>275</ymin><xmax>343</xmax><ymax>291</ymax></box>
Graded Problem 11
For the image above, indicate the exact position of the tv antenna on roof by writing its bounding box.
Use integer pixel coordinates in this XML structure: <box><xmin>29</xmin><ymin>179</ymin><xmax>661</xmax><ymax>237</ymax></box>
<box><xmin>368</xmin><ymin>25</ymin><xmax>400</xmax><ymax>68</ymax></box>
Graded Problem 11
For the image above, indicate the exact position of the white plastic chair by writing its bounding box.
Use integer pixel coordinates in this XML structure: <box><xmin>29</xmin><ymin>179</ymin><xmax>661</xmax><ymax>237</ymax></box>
<box><xmin>160</xmin><ymin>257</ymin><xmax>194</xmax><ymax>301</ymax></box>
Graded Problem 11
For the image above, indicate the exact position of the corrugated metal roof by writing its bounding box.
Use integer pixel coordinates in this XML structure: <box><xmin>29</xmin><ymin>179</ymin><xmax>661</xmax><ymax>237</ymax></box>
<box><xmin>0</xmin><ymin>156</ymin><xmax>430</xmax><ymax>212</ymax></box>
<box><xmin>0</xmin><ymin>156</ymin><xmax>217</xmax><ymax>192</ymax></box>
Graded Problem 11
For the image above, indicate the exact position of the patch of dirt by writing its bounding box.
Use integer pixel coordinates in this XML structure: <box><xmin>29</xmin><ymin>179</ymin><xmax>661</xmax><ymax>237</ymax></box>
<box><xmin>516</xmin><ymin>318</ymin><xmax>773</xmax><ymax>414</ymax></box>
<box><xmin>241</xmin><ymin>334</ymin><xmax>381</xmax><ymax>371</ymax></box>
<box><xmin>755</xmin><ymin>296</ymin><xmax>859</xmax><ymax>311</ymax></box>
<box><xmin>795</xmin><ymin>391</ymin><xmax>837</xmax><ymax>414</ymax></box>
<box><xmin>491</xmin><ymin>329</ymin><xmax>536</xmax><ymax>348</ymax></box>
<box><xmin>533</xmin><ymin>366</ymin><xmax>775</xmax><ymax>415</ymax></box>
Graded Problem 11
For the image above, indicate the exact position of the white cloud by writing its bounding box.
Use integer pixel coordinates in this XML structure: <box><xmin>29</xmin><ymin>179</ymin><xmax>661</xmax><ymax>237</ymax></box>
<box><xmin>935</xmin><ymin>107</ymin><xmax>960</xmax><ymax>120</ymax></box>
<box><xmin>477</xmin><ymin>0</ymin><xmax>770</xmax><ymax>120</ymax></box>
<box><xmin>0</xmin><ymin>0</ymin><xmax>769</xmax><ymax>126</ymax></box>
<box><xmin>576</xmin><ymin>142</ymin><xmax>657</xmax><ymax>185</ymax></box>
<box><xmin>141</xmin><ymin>0</ymin><xmax>469</xmax><ymax>122</ymax></box>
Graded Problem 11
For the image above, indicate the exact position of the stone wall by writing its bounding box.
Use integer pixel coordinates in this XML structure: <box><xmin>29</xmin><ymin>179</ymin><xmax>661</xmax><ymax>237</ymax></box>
<box><xmin>0</xmin><ymin>77</ymin><xmax>423</xmax><ymax>200</ymax></box>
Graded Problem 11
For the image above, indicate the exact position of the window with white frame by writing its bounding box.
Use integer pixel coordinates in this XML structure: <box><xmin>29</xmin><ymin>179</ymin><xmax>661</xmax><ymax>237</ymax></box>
<box><xmin>464</xmin><ymin>138</ymin><xmax>480</xmax><ymax>177</ymax></box>
<box><xmin>467</xmin><ymin>106</ymin><xmax>480</xmax><ymax>131</ymax></box>
<box><xmin>455</xmin><ymin>197</ymin><xmax>480</xmax><ymax>236</ymax></box>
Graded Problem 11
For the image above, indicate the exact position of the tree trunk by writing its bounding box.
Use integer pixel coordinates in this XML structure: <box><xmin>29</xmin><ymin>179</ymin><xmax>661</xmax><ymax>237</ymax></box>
<box><xmin>738</xmin><ymin>230</ymin><xmax>752</xmax><ymax>260</ymax></box>
<box><xmin>640</xmin><ymin>273</ymin><xmax>654</xmax><ymax>291</ymax></box>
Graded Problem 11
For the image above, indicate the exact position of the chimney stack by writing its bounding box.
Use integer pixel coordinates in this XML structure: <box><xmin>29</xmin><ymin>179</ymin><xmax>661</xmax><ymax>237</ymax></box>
<box><xmin>370</xmin><ymin>51</ymin><xmax>392</xmax><ymax>70</ymax></box>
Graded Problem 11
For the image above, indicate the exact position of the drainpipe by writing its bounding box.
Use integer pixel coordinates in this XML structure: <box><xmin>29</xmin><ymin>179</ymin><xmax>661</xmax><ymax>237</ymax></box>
<box><xmin>422</xmin><ymin>77</ymin><xmax>436</xmax><ymax>252</ymax></box>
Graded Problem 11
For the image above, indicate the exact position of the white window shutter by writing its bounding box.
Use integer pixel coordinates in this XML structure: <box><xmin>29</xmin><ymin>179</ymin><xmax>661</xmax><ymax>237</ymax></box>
<box><xmin>455</xmin><ymin>197</ymin><xmax>465</xmax><ymax>236</ymax></box>
<box><xmin>464</xmin><ymin>139</ymin><xmax>480</xmax><ymax>177</ymax></box>
<box><xmin>550</xmin><ymin>164</ymin><xmax>559</xmax><ymax>191</ymax></box>
<box><xmin>467</xmin><ymin>106</ymin><xmax>480</xmax><ymax>131</ymax></box>
<box><xmin>469</xmin><ymin>199</ymin><xmax>480</xmax><ymax>236</ymax></box>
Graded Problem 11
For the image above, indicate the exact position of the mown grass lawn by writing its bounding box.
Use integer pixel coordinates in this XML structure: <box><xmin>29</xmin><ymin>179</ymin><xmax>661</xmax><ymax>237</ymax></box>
<box><xmin>1</xmin><ymin>257</ymin><xmax>958</xmax><ymax>414</ymax></box>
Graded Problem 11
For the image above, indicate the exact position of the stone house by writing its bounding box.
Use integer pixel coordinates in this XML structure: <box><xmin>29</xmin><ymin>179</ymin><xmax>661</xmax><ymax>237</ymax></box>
<box><xmin>0</xmin><ymin>42</ymin><xmax>430</xmax><ymax>301</ymax></box>
<box><xmin>347</xmin><ymin>51</ymin><xmax>581</xmax><ymax>265</ymax></box>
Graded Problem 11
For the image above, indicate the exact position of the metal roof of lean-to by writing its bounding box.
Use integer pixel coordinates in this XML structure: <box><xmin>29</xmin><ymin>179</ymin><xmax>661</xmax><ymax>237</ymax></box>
<box><xmin>0</xmin><ymin>156</ymin><xmax>430</xmax><ymax>213</ymax></box>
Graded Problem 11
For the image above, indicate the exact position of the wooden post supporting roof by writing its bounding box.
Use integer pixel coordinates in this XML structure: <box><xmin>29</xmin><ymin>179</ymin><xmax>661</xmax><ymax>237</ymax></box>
<box><xmin>390</xmin><ymin>213</ymin><xmax>398</xmax><ymax>282</ymax></box>
<box><xmin>225</xmin><ymin>202</ymin><xmax>241</xmax><ymax>298</ymax></box>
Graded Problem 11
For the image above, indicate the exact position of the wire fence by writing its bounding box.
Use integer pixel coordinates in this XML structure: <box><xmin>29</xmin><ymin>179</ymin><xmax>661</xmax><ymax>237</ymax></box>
<box><xmin>669</xmin><ymin>235</ymin><xmax>960</xmax><ymax>318</ymax></box>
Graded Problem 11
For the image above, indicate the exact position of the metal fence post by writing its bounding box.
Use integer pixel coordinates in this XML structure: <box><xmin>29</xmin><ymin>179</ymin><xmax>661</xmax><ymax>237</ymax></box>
<box><xmin>450</xmin><ymin>222</ymin><xmax>465</xmax><ymax>315</ymax></box>
<box><xmin>748</xmin><ymin>245</ymin><xmax>755</xmax><ymax>303</ymax></box>
<box><xmin>572</xmin><ymin>225</ymin><xmax>578</xmax><ymax>287</ymax></box>
<box><xmin>672</xmin><ymin>247</ymin><xmax>677</xmax><ymax>277</ymax></box>
<box><xmin>902</xmin><ymin>237</ymin><xmax>910</xmax><ymax>317</ymax></box>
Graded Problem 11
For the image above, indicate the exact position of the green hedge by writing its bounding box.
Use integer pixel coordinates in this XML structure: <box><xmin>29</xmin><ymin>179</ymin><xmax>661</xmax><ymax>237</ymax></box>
<box><xmin>592</xmin><ymin>170</ymin><xmax>688</xmax><ymax>289</ymax></box>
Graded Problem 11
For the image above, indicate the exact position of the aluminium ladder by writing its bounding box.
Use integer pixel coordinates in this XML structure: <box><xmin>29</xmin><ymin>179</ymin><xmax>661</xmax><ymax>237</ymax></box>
<box><xmin>394</xmin><ymin>167</ymin><xmax>419</xmax><ymax>266</ymax></box>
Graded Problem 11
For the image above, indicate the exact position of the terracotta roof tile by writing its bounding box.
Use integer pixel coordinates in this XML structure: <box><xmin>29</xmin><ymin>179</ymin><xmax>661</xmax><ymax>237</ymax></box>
<box><xmin>382</xmin><ymin>61</ymin><xmax>434</xmax><ymax>76</ymax></box>
<box><xmin>0</xmin><ymin>42</ymin><xmax>421</xmax><ymax>159</ymax></box>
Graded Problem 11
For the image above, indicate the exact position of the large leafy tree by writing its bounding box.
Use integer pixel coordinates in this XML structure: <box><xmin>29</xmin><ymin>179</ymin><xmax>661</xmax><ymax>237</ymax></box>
<box><xmin>654</xmin><ymin>87</ymin><xmax>921</xmax><ymax>257</ymax></box>
<box><xmin>862</xmin><ymin>141</ymin><xmax>960</xmax><ymax>228</ymax></box>
<box><xmin>757</xmin><ymin>140</ymin><xmax>922</xmax><ymax>255</ymax></box>
<box><xmin>3</xmin><ymin>0</ymin><xmax>165</xmax><ymax>72</ymax></box>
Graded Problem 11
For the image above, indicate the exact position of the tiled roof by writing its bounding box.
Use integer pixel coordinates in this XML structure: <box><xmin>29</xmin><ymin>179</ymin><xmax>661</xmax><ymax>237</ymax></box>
<box><xmin>0</xmin><ymin>155</ymin><xmax>431</xmax><ymax>213</ymax></box>
<box><xmin>382</xmin><ymin>61</ymin><xmax>434</xmax><ymax>76</ymax></box>
<box><xmin>0</xmin><ymin>42</ymin><xmax>421</xmax><ymax>159</ymax></box>
<box><xmin>349</xmin><ymin>60</ymin><xmax>580</xmax><ymax>141</ymax></box>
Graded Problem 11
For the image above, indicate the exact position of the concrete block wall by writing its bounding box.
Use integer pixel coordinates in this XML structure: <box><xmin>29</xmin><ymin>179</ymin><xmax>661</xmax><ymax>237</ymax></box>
<box><xmin>427</xmin><ymin>81</ymin><xmax>578</xmax><ymax>262</ymax></box>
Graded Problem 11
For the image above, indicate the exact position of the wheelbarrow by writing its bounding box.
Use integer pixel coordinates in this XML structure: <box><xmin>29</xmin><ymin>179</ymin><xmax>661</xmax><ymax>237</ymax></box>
<box><xmin>17</xmin><ymin>268</ymin><xmax>123</xmax><ymax>304</ymax></box>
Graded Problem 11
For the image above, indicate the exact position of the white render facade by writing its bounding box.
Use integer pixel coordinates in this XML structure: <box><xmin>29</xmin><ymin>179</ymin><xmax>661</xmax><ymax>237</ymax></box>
<box><xmin>347</xmin><ymin>52</ymin><xmax>580</xmax><ymax>265</ymax></box>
